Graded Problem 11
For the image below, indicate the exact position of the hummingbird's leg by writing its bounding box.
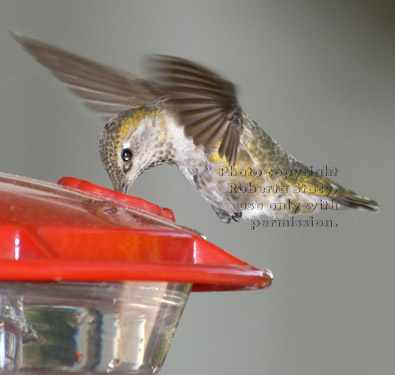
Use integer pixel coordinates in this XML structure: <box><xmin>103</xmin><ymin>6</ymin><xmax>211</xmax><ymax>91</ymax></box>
<box><xmin>211</xmin><ymin>206</ymin><xmax>232</xmax><ymax>223</ymax></box>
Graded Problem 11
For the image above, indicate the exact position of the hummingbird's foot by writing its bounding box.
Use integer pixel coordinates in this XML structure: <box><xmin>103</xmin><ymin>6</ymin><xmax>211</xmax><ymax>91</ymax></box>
<box><xmin>211</xmin><ymin>206</ymin><xmax>242</xmax><ymax>223</ymax></box>
<box><xmin>211</xmin><ymin>205</ymin><xmax>232</xmax><ymax>223</ymax></box>
<box><xmin>232</xmin><ymin>211</ymin><xmax>242</xmax><ymax>222</ymax></box>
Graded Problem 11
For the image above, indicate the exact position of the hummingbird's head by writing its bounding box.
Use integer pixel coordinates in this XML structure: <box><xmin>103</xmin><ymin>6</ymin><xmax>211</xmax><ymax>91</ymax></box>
<box><xmin>99</xmin><ymin>105</ymin><xmax>177</xmax><ymax>193</ymax></box>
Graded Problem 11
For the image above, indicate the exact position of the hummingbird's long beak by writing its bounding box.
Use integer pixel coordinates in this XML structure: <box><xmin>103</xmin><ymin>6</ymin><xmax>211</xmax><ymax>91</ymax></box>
<box><xmin>114</xmin><ymin>179</ymin><xmax>128</xmax><ymax>194</ymax></box>
<box><xmin>111</xmin><ymin>176</ymin><xmax>128</xmax><ymax>194</ymax></box>
<box><xmin>120</xmin><ymin>181</ymin><xmax>128</xmax><ymax>194</ymax></box>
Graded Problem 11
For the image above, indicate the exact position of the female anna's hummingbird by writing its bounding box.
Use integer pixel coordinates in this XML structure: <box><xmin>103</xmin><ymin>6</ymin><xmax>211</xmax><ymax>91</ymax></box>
<box><xmin>14</xmin><ymin>34</ymin><xmax>378</xmax><ymax>222</ymax></box>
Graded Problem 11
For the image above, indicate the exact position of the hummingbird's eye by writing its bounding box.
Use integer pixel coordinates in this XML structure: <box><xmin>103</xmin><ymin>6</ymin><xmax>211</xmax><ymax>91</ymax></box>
<box><xmin>121</xmin><ymin>148</ymin><xmax>133</xmax><ymax>162</ymax></box>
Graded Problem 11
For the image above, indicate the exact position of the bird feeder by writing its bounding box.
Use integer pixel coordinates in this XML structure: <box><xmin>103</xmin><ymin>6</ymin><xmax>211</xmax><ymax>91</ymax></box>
<box><xmin>0</xmin><ymin>172</ymin><xmax>272</xmax><ymax>374</ymax></box>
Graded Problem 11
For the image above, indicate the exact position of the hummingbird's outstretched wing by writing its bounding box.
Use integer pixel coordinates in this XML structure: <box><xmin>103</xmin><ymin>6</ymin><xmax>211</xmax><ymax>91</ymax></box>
<box><xmin>12</xmin><ymin>32</ymin><xmax>163</xmax><ymax>123</ymax></box>
<box><xmin>149</xmin><ymin>55</ymin><xmax>243</xmax><ymax>165</ymax></box>
<box><xmin>14</xmin><ymin>33</ymin><xmax>243</xmax><ymax>164</ymax></box>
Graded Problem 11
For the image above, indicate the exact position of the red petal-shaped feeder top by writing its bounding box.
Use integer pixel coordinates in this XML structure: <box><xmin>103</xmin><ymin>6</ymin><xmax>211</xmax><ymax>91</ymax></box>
<box><xmin>0</xmin><ymin>173</ymin><xmax>272</xmax><ymax>292</ymax></box>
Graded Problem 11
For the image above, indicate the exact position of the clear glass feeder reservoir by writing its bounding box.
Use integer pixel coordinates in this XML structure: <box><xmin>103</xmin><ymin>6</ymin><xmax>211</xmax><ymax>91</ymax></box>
<box><xmin>0</xmin><ymin>282</ymin><xmax>190</xmax><ymax>374</ymax></box>
<box><xmin>0</xmin><ymin>174</ymin><xmax>272</xmax><ymax>374</ymax></box>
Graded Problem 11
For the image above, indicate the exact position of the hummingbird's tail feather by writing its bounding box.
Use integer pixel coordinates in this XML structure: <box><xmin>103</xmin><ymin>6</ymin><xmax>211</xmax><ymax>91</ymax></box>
<box><xmin>285</xmin><ymin>171</ymin><xmax>378</xmax><ymax>214</ymax></box>
<box><xmin>333</xmin><ymin>191</ymin><xmax>379</xmax><ymax>212</ymax></box>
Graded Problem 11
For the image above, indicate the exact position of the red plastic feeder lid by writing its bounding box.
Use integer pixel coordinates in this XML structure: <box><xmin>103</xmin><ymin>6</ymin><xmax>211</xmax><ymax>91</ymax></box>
<box><xmin>0</xmin><ymin>173</ymin><xmax>272</xmax><ymax>292</ymax></box>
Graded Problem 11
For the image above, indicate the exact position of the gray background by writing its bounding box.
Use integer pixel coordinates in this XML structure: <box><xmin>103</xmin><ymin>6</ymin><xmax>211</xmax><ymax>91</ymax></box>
<box><xmin>0</xmin><ymin>1</ymin><xmax>394</xmax><ymax>374</ymax></box>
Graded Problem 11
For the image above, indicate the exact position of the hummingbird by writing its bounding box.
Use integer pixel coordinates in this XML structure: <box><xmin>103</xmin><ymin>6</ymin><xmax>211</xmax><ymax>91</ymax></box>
<box><xmin>14</xmin><ymin>33</ymin><xmax>378</xmax><ymax>223</ymax></box>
